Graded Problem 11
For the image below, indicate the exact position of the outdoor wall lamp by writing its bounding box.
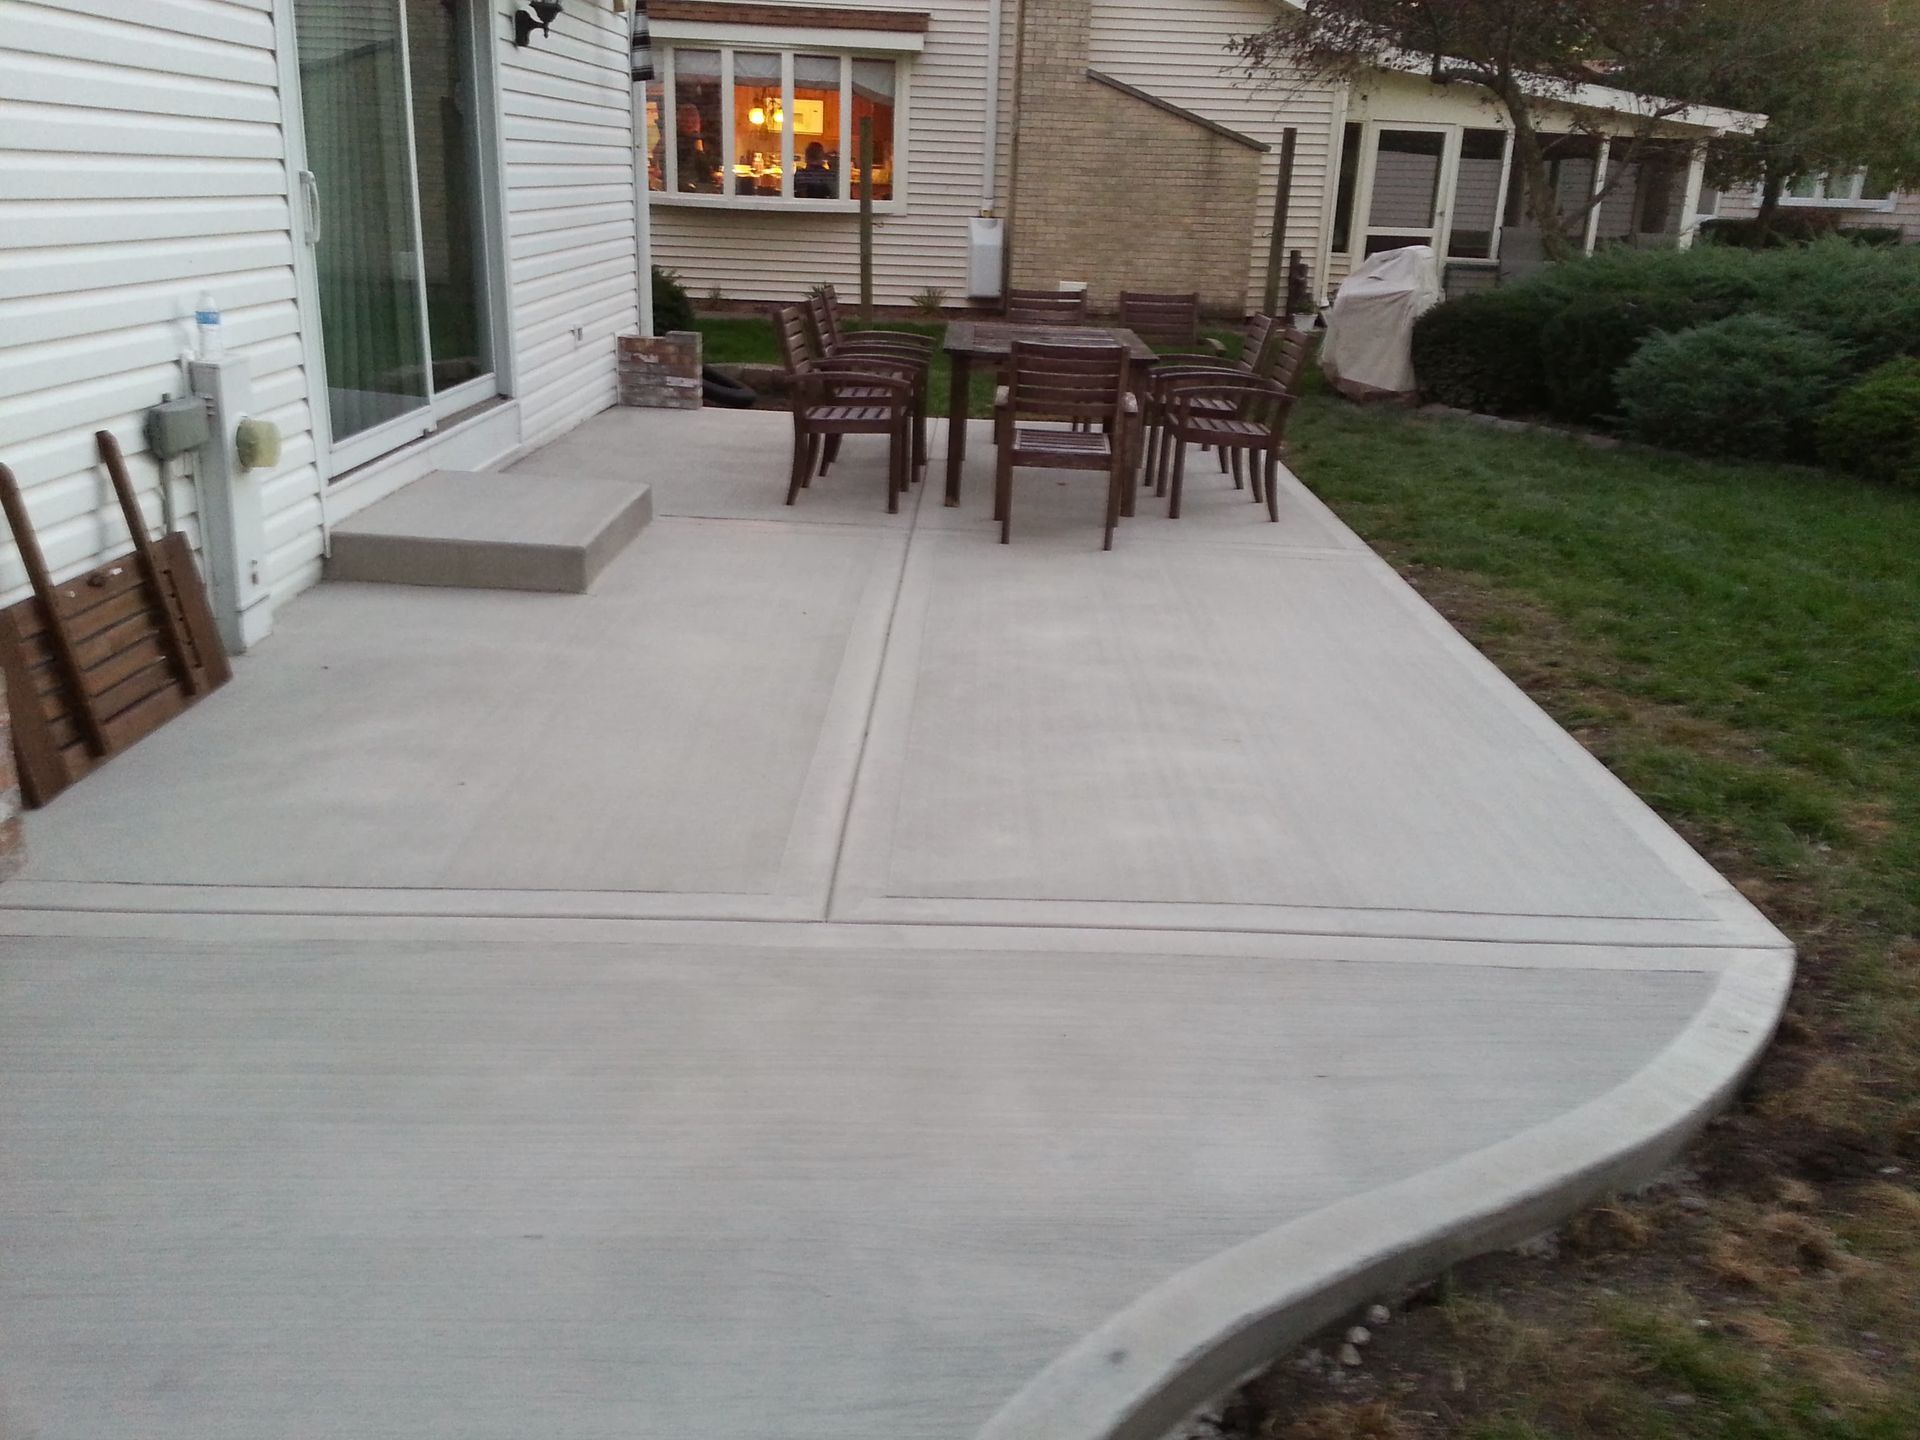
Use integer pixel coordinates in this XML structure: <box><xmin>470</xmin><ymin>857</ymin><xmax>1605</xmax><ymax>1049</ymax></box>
<box><xmin>513</xmin><ymin>1</ymin><xmax>563</xmax><ymax>46</ymax></box>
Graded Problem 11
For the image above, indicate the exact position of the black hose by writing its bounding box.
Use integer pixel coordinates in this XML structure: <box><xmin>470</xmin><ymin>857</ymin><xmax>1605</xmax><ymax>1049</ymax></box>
<box><xmin>702</xmin><ymin>367</ymin><xmax>757</xmax><ymax>409</ymax></box>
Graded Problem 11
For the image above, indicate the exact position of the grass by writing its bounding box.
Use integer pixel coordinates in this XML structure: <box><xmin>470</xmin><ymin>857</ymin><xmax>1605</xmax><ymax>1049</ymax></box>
<box><xmin>1216</xmin><ymin>393</ymin><xmax>1920</xmax><ymax>1440</ymax></box>
<box><xmin>692</xmin><ymin>312</ymin><xmax>1243</xmax><ymax>418</ymax></box>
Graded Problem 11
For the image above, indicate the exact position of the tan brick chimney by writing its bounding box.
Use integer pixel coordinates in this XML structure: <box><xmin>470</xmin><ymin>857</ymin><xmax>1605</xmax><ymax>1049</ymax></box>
<box><xmin>1006</xmin><ymin>0</ymin><xmax>1264</xmax><ymax>314</ymax></box>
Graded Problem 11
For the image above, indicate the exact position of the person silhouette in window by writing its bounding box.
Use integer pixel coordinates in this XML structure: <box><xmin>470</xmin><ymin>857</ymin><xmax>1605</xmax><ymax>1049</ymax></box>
<box><xmin>795</xmin><ymin>142</ymin><xmax>836</xmax><ymax>199</ymax></box>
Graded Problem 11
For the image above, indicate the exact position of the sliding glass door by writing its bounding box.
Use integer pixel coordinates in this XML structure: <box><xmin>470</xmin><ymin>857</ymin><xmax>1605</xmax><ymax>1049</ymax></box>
<box><xmin>291</xmin><ymin>0</ymin><xmax>495</xmax><ymax>475</ymax></box>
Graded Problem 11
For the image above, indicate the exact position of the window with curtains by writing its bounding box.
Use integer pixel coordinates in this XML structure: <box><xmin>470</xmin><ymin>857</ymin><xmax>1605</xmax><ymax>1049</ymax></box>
<box><xmin>648</xmin><ymin>45</ymin><xmax>902</xmax><ymax>207</ymax></box>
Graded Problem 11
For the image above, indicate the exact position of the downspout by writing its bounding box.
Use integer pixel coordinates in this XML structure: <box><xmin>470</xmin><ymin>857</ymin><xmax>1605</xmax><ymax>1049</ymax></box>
<box><xmin>980</xmin><ymin>0</ymin><xmax>1004</xmax><ymax>211</ymax></box>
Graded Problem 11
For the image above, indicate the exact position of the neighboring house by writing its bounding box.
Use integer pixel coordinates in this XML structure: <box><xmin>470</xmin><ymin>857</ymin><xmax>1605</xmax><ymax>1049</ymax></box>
<box><xmin>1</xmin><ymin>0</ymin><xmax>643</xmax><ymax>638</ymax></box>
<box><xmin>1713</xmin><ymin>172</ymin><xmax>1920</xmax><ymax>244</ymax></box>
<box><xmin>643</xmin><ymin>0</ymin><xmax>1762</xmax><ymax>313</ymax></box>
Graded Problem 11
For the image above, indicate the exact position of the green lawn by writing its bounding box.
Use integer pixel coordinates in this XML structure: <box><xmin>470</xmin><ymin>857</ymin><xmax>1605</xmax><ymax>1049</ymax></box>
<box><xmin>1229</xmin><ymin>395</ymin><xmax>1920</xmax><ymax>1440</ymax></box>
<box><xmin>693</xmin><ymin>313</ymin><xmax>1242</xmax><ymax>418</ymax></box>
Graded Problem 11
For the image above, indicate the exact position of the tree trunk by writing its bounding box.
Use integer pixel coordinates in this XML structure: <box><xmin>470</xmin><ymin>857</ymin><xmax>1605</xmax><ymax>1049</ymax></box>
<box><xmin>1503</xmin><ymin>93</ymin><xmax>1576</xmax><ymax>262</ymax></box>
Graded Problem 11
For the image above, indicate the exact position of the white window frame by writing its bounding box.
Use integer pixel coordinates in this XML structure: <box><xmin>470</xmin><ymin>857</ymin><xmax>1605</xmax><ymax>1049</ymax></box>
<box><xmin>1781</xmin><ymin>170</ymin><xmax>1899</xmax><ymax>212</ymax></box>
<box><xmin>651</xmin><ymin>39</ymin><xmax>911</xmax><ymax>215</ymax></box>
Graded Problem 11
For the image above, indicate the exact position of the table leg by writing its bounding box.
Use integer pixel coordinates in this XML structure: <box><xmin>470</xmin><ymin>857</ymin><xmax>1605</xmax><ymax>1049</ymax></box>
<box><xmin>944</xmin><ymin>352</ymin><xmax>970</xmax><ymax>507</ymax></box>
<box><xmin>1121</xmin><ymin>358</ymin><xmax>1141</xmax><ymax>519</ymax></box>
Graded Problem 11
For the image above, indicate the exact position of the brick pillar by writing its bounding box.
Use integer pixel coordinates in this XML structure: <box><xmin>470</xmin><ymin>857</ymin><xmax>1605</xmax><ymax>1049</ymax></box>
<box><xmin>618</xmin><ymin>331</ymin><xmax>704</xmax><ymax>409</ymax></box>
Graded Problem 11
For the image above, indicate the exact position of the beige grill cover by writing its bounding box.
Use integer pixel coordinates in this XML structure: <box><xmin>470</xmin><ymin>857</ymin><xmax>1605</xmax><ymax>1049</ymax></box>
<box><xmin>1320</xmin><ymin>246</ymin><xmax>1445</xmax><ymax>401</ymax></box>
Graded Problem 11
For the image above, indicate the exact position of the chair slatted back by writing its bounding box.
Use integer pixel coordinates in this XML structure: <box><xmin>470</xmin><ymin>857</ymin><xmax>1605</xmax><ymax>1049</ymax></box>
<box><xmin>773</xmin><ymin>304</ymin><xmax>819</xmax><ymax>373</ymax></box>
<box><xmin>813</xmin><ymin>286</ymin><xmax>849</xmax><ymax>351</ymax></box>
<box><xmin>1006</xmin><ymin>340</ymin><xmax>1127</xmax><ymax>425</ymax></box>
<box><xmin>1118</xmin><ymin>291</ymin><xmax>1201</xmax><ymax>350</ymax></box>
<box><xmin>1270</xmin><ymin>329</ymin><xmax>1319</xmax><ymax>395</ymax></box>
<box><xmin>1238</xmin><ymin>313</ymin><xmax>1277</xmax><ymax>372</ymax></box>
<box><xmin>1006</xmin><ymin>288</ymin><xmax>1089</xmax><ymax>326</ymax></box>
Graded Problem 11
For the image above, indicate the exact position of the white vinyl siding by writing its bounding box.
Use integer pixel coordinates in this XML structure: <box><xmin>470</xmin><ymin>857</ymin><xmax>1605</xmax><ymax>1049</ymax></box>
<box><xmin>0</xmin><ymin>0</ymin><xmax>313</xmax><ymax>604</ymax></box>
<box><xmin>1</xmin><ymin>0</ymin><xmax>639</xmax><ymax>613</ymax></box>
<box><xmin>1087</xmin><ymin>0</ymin><xmax>1338</xmax><ymax>312</ymax></box>
<box><xmin>649</xmin><ymin>0</ymin><xmax>1015</xmax><ymax>308</ymax></box>
<box><xmin>496</xmin><ymin>0</ymin><xmax>640</xmax><ymax>449</ymax></box>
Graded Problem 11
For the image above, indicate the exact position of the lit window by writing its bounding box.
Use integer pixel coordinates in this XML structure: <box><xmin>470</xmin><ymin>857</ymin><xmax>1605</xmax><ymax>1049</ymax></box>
<box><xmin>851</xmin><ymin>59</ymin><xmax>897</xmax><ymax>201</ymax></box>
<box><xmin>673</xmin><ymin>48</ymin><xmax>723</xmax><ymax>195</ymax></box>
<box><xmin>653</xmin><ymin>45</ymin><xmax>904</xmax><ymax>207</ymax></box>
<box><xmin>793</xmin><ymin>54</ymin><xmax>843</xmax><ymax>200</ymax></box>
<box><xmin>645</xmin><ymin>78</ymin><xmax>666</xmax><ymax>192</ymax></box>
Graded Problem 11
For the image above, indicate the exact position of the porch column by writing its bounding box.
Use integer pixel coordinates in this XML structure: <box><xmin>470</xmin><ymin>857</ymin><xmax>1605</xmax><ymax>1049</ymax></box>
<box><xmin>1583</xmin><ymin>138</ymin><xmax>1610</xmax><ymax>255</ymax></box>
<box><xmin>1677</xmin><ymin>143</ymin><xmax>1708</xmax><ymax>251</ymax></box>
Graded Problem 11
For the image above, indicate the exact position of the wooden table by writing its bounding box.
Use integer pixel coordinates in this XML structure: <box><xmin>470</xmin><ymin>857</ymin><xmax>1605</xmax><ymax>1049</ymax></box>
<box><xmin>941</xmin><ymin>322</ymin><xmax>1157</xmax><ymax>508</ymax></box>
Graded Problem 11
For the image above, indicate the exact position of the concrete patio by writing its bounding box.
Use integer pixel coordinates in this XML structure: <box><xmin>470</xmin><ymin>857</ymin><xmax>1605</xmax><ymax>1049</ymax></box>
<box><xmin>0</xmin><ymin>408</ymin><xmax>1792</xmax><ymax>1440</ymax></box>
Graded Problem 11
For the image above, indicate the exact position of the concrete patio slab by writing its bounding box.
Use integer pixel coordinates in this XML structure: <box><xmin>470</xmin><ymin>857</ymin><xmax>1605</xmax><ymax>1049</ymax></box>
<box><xmin>12</xmin><ymin>514</ymin><xmax>903</xmax><ymax>918</ymax></box>
<box><xmin>3</xmin><ymin>928</ymin><xmax>1725</xmax><ymax>1440</ymax></box>
<box><xmin>0</xmin><ymin>407</ymin><xmax>1791</xmax><ymax>1440</ymax></box>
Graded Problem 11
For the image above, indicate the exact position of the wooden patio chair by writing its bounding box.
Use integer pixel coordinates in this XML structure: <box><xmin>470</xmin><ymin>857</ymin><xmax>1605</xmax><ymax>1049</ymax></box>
<box><xmin>773</xmin><ymin>306</ymin><xmax>917</xmax><ymax>512</ymax></box>
<box><xmin>1159</xmin><ymin>377</ymin><xmax>1295</xmax><ymax>523</ymax></box>
<box><xmin>1140</xmin><ymin>314</ymin><xmax>1277</xmax><ymax>491</ymax></box>
<box><xmin>1118</xmin><ymin>291</ymin><xmax>1224</xmax><ymax>360</ymax></box>
<box><xmin>992</xmin><ymin>339</ymin><xmax>1136</xmax><ymax>550</ymax></box>
<box><xmin>806</xmin><ymin>286</ymin><xmax>930</xmax><ymax>479</ymax></box>
<box><xmin>1005</xmin><ymin>287</ymin><xmax>1089</xmax><ymax>326</ymax></box>
<box><xmin>774</xmin><ymin>304</ymin><xmax>922</xmax><ymax>489</ymax></box>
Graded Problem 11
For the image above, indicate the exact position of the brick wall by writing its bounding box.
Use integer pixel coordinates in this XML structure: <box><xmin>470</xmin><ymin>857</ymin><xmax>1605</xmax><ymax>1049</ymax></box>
<box><xmin>1006</xmin><ymin>0</ymin><xmax>1262</xmax><ymax>314</ymax></box>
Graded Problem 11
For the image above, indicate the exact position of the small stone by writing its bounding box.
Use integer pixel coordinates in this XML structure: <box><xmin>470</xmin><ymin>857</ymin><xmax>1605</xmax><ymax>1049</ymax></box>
<box><xmin>1665</xmin><ymin>1393</ymin><xmax>1696</xmax><ymax>1408</ymax></box>
<box><xmin>1693</xmin><ymin>1319</ymin><xmax>1712</xmax><ymax>1331</ymax></box>
<box><xmin>1879</xmin><ymin>1165</ymin><xmax>1903</xmax><ymax>1176</ymax></box>
<box><xmin>1346</xmin><ymin>1326</ymin><xmax>1372</xmax><ymax>1347</ymax></box>
<box><xmin>1367</xmin><ymin>1304</ymin><xmax>1391</xmax><ymax>1326</ymax></box>
<box><xmin>1677</xmin><ymin>1194</ymin><xmax>1709</xmax><ymax>1212</ymax></box>
<box><xmin>1338</xmin><ymin>1343</ymin><xmax>1364</xmax><ymax>1367</ymax></box>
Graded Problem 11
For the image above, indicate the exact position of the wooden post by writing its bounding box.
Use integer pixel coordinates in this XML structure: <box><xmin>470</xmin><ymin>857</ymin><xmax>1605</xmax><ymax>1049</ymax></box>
<box><xmin>1262</xmin><ymin>127</ymin><xmax>1298</xmax><ymax>315</ymax></box>
<box><xmin>858</xmin><ymin>116</ymin><xmax>875</xmax><ymax>322</ymax></box>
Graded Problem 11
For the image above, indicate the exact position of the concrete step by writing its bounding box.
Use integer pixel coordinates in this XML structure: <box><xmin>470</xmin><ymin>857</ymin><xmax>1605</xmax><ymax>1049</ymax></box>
<box><xmin>326</xmin><ymin>470</ymin><xmax>652</xmax><ymax>594</ymax></box>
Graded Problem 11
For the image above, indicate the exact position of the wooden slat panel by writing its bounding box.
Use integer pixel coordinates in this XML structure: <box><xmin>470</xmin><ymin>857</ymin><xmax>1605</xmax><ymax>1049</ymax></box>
<box><xmin>99</xmin><ymin>682</ymin><xmax>188</xmax><ymax>753</ymax></box>
<box><xmin>91</xmin><ymin>660</ymin><xmax>176</xmax><ymax>726</ymax></box>
<box><xmin>83</xmin><ymin>633</ymin><xmax>168</xmax><ymax>697</ymax></box>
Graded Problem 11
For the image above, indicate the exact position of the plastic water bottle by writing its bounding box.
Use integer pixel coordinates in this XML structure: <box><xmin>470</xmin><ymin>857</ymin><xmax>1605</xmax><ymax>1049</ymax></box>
<box><xmin>195</xmin><ymin>291</ymin><xmax>223</xmax><ymax>361</ymax></box>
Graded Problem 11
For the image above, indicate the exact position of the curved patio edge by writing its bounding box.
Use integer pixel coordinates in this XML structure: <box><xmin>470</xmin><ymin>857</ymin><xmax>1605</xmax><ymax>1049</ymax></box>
<box><xmin>974</xmin><ymin>945</ymin><xmax>1795</xmax><ymax>1440</ymax></box>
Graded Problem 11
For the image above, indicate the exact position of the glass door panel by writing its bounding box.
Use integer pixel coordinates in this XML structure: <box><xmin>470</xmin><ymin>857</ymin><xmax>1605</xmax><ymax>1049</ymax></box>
<box><xmin>1363</xmin><ymin>127</ymin><xmax>1446</xmax><ymax>256</ymax></box>
<box><xmin>407</xmin><ymin>0</ymin><xmax>489</xmax><ymax>394</ymax></box>
<box><xmin>293</xmin><ymin>0</ymin><xmax>432</xmax><ymax>452</ymax></box>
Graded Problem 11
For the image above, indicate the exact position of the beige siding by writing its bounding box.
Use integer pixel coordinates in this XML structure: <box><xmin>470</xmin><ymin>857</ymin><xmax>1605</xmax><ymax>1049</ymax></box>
<box><xmin>0</xmin><ymin>0</ymin><xmax>314</xmax><ymax>604</ymax></box>
<box><xmin>495</xmin><ymin>0</ymin><xmax>640</xmax><ymax>447</ymax></box>
<box><xmin>649</xmin><ymin>0</ymin><xmax>1016</xmax><ymax>308</ymax></box>
<box><xmin>1086</xmin><ymin>0</ymin><xmax>1338</xmax><ymax>311</ymax></box>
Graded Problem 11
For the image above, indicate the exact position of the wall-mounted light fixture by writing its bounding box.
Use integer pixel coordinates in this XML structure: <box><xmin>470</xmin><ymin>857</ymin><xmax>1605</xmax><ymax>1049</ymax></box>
<box><xmin>513</xmin><ymin>1</ymin><xmax>563</xmax><ymax>46</ymax></box>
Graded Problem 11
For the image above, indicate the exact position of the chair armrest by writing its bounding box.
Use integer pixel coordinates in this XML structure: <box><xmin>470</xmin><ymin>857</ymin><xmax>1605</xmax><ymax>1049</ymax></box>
<box><xmin>844</xmin><ymin>328</ymin><xmax>937</xmax><ymax>350</ymax></box>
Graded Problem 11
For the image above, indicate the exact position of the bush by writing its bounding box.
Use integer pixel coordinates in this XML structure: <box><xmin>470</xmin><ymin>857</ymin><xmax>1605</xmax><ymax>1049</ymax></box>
<box><xmin>1700</xmin><ymin>215</ymin><xmax>1906</xmax><ymax>250</ymax></box>
<box><xmin>652</xmin><ymin>266</ymin><xmax>695</xmax><ymax>333</ymax></box>
<box><xmin>1819</xmin><ymin>359</ymin><xmax>1920</xmax><ymax>489</ymax></box>
<box><xmin>1411</xmin><ymin>287</ymin><xmax>1558</xmax><ymax>415</ymax></box>
<box><xmin>1539</xmin><ymin>295</ymin><xmax>1719</xmax><ymax>426</ymax></box>
<box><xmin>1616</xmin><ymin>315</ymin><xmax>1852</xmax><ymax>460</ymax></box>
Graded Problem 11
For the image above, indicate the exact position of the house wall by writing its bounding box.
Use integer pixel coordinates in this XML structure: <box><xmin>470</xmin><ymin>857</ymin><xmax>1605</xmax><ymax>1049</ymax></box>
<box><xmin>0</xmin><ymin>0</ymin><xmax>637</xmax><ymax>614</ymax></box>
<box><xmin>647</xmin><ymin>0</ymin><xmax>1018</xmax><ymax>308</ymax></box>
<box><xmin>1007</xmin><ymin>0</ymin><xmax>1263</xmax><ymax>313</ymax></box>
<box><xmin>1716</xmin><ymin>187</ymin><xmax>1920</xmax><ymax>244</ymax></box>
<box><xmin>1084</xmin><ymin>0</ymin><xmax>1339</xmax><ymax>313</ymax></box>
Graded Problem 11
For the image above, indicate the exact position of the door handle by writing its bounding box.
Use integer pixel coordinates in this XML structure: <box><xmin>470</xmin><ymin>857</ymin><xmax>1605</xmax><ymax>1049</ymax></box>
<box><xmin>299</xmin><ymin>169</ymin><xmax>322</xmax><ymax>246</ymax></box>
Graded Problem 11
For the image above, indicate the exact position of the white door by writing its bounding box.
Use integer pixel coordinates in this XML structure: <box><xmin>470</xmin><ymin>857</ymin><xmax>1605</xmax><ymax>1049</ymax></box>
<box><xmin>1356</xmin><ymin>124</ymin><xmax>1455</xmax><ymax>260</ymax></box>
